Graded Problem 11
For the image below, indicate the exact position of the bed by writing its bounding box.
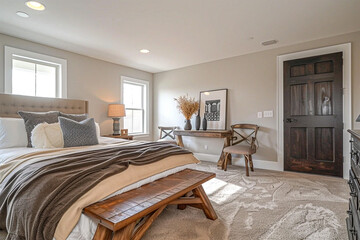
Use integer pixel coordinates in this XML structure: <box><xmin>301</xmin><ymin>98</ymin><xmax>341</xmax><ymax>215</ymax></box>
<box><xmin>0</xmin><ymin>93</ymin><xmax>200</xmax><ymax>240</ymax></box>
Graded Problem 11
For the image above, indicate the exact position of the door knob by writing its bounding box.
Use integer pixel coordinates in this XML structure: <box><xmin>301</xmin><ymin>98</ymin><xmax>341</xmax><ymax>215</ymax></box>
<box><xmin>286</xmin><ymin>118</ymin><xmax>297</xmax><ymax>123</ymax></box>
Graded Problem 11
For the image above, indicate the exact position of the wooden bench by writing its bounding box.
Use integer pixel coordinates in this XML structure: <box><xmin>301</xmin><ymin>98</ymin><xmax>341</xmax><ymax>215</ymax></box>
<box><xmin>83</xmin><ymin>169</ymin><xmax>217</xmax><ymax>240</ymax></box>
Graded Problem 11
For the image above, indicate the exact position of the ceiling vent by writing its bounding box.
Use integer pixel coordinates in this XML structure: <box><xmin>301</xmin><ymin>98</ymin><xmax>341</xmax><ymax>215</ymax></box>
<box><xmin>261</xmin><ymin>40</ymin><xmax>278</xmax><ymax>46</ymax></box>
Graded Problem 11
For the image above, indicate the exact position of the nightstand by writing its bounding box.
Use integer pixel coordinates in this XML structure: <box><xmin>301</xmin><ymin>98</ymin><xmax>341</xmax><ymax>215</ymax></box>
<box><xmin>102</xmin><ymin>134</ymin><xmax>134</xmax><ymax>140</ymax></box>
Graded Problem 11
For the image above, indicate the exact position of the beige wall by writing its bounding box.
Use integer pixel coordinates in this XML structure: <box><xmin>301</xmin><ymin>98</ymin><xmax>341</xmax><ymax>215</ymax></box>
<box><xmin>154</xmin><ymin>31</ymin><xmax>360</xmax><ymax>164</ymax></box>
<box><xmin>0</xmin><ymin>33</ymin><xmax>153</xmax><ymax>140</ymax></box>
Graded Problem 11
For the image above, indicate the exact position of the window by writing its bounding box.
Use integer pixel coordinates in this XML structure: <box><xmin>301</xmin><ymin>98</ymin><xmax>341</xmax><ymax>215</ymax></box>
<box><xmin>121</xmin><ymin>76</ymin><xmax>149</xmax><ymax>135</ymax></box>
<box><xmin>5</xmin><ymin>46</ymin><xmax>67</xmax><ymax>98</ymax></box>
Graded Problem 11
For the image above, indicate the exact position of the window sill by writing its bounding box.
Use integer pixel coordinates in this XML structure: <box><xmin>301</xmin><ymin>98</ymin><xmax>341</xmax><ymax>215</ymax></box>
<box><xmin>131</xmin><ymin>133</ymin><xmax>150</xmax><ymax>137</ymax></box>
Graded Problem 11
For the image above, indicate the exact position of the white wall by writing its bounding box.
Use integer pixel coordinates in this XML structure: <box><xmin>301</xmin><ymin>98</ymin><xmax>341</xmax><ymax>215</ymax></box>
<box><xmin>0</xmin><ymin>33</ymin><xmax>154</xmax><ymax>140</ymax></box>
<box><xmin>154</xmin><ymin>31</ymin><xmax>360</xmax><ymax>168</ymax></box>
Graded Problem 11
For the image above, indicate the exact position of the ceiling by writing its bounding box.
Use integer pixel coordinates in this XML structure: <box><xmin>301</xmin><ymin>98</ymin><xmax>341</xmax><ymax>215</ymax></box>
<box><xmin>1</xmin><ymin>0</ymin><xmax>360</xmax><ymax>73</ymax></box>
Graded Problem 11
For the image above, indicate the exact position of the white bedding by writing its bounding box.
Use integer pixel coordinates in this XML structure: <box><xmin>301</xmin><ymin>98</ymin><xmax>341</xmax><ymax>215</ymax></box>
<box><xmin>0</xmin><ymin>137</ymin><xmax>197</xmax><ymax>240</ymax></box>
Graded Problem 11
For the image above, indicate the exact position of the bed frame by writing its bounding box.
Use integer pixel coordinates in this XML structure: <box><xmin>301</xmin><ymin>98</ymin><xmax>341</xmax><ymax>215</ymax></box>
<box><xmin>0</xmin><ymin>93</ymin><xmax>88</xmax><ymax>118</ymax></box>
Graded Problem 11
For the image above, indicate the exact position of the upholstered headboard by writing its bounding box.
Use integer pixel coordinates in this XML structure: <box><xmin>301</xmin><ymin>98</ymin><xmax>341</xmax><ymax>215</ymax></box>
<box><xmin>0</xmin><ymin>93</ymin><xmax>88</xmax><ymax>118</ymax></box>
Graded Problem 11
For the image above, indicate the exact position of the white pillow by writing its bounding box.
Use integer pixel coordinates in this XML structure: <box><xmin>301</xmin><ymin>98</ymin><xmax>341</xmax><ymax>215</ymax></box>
<box><xmin>31</xmin><ymin>122</ymin><xmax>64</xmax><ymax>148</ymax></box>
<box><xmin>31</xmin><ymin>122</ymin><xmax>101</xmax><ymax>149</ymax></box>
<box><xmin>0</xmin><ymin>118</ymin><xmax>28</xmax><ymax>149</ymax></box>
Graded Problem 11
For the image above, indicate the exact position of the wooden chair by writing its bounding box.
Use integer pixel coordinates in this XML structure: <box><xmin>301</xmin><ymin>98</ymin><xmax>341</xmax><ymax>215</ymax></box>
<box><xmin>222</xmin><ymin>124</ymin><xmax>259</xmax><ymax>176</ymax></box>
<box><xmin>157</xmin><ymin>126</ymin><xmax>178</xmax><ymax>145</ymax></box>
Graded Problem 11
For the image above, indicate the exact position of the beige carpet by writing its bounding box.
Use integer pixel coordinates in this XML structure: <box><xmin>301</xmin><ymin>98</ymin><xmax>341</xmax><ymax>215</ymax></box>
<box><xmin>0</xmin><ymin>161</ymin><xmax>348</xmax><ymax>240</ymax></box>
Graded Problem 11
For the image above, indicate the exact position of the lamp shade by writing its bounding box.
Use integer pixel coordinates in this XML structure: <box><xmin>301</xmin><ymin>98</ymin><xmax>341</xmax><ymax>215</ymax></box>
<box><xmin>356</xmin><ymin>114</ymin><xmax>360</xmax><ymax>122</ymax></box>
<box><xmin>108</xmin><ymin>104</ymin><xmax>126</xmax><ymax>117</ymax></box>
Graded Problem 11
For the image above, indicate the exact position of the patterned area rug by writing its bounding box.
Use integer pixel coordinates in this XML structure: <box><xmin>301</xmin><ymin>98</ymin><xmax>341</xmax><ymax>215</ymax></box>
<box><xmin>143</xmin><ymin>161</ymin><xmax>348</xmax><ymax>240</ymax></box>
<box><xmin>0</xmin><ymin>161</ymin><xmax>348</xmax><ymax>240</ymax></box>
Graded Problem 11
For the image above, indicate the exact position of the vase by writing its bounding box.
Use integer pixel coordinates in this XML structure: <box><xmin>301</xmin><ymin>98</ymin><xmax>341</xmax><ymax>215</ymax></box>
<box><xmin>202</xmin><ymin>115</ymin><xmax>207</xmax><ymax>131</ymax></box>
<box><xmin>184</xmin><ymin>119</ymin><xmax>192</xmax><ymax>130</ymax></box>
<box><xmin>195</xmin><ymin>115</ymin><xmax>201</xmax><ymax>130</ymax></box>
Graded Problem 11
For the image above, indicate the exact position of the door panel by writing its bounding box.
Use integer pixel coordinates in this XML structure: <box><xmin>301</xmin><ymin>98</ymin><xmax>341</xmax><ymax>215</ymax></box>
<box><xmin>315</xmin><ymin>127</ymin><xmax>334</xmax><ymax>161</ymax></box>
<box><xmin>290</xmin><ymin>128</ymin><xmax>307</xmax><ymax>159</ymax></box>
<box><xmin>314</xmin><ymin>82</ymin><xmax>332</xmax><ymax>115</ymax></box>
<box><xmin>315</xmin><ymin>61</ymin><xmax>333</xmax><ymax>74</ymax></box>
<box><xmin>284</xmin><ymin>52</ymin><xmax>343</xmax><ymax>177</ymax></box>
<box><xmin>291</xmin><ymin>84</ymin><xmax>308</xmax><ymax>116</ymax></box>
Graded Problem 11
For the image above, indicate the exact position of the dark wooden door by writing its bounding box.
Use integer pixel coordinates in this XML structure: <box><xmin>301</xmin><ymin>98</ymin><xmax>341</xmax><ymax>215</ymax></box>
<box><xmin>284</xmin><ymin>52</ymin><xmax>343</xmax><ymax>177</ymax></box>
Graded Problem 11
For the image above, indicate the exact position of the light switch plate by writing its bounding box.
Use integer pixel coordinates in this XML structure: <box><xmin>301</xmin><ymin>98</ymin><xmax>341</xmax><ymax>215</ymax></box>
<box><xmin>257</xmin><ymin>112</ymin><xmax>263</xmax><ymax>118</ymax></box>
<box><xmin>264</xmin><ymin>110</ymin><xmax>273</xmax><ymax>118</ymax></box>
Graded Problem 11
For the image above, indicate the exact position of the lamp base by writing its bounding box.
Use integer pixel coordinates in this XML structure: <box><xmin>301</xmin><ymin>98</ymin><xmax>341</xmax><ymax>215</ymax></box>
<box><xmin>112</xmin><ymin>117</ymin><xmax>121</xmax><ymax>135</ymax></box>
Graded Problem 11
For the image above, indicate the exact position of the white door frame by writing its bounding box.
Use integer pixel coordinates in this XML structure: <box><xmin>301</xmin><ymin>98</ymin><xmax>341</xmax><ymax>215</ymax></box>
<box><xmin>276</xmin><ymin>43</ymin><xmax>352</xmax><ymax>179</ymax></box>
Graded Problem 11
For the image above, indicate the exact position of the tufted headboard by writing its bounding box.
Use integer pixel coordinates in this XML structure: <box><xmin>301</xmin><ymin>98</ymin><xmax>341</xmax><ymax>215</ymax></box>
<box><xmin>0</xmin><ymin>93</ymin><xmax>88</xmax><ymax>118</ymax></box>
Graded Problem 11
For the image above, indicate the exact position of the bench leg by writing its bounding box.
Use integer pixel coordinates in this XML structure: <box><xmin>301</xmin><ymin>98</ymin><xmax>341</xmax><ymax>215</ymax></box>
<box><xmin>193</xmin><ymin>185</ymin><xmax>218</xmax><ymax>220</ymax></box>
<box><xmin>93</xmin><ymin>224</ymin><xmax>112</xmax><ymax>240</ymax></box>
<box><xmin>113</xmin><ymin>222</ymin><xmax>136</xmax><ymax>240</ymax></box>
<box><xmin>177</xmin><ymin>204</ymin><xmax>187</xmax><ymax>210</ymax></box>
<box><xmin>177</xmin><ymin>191</ymin><xmax>194</xmax><ymax>210</ymax></box>
<box><xmin>132</xmin><ymin>205</ymin><xmax>167</xmax><ymax>240</ymax></box>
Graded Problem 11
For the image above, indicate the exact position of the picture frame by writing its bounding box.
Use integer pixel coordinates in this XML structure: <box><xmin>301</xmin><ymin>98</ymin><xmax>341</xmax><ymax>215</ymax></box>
<box><xmin>121</xmin><ymin>129</ymin><xmax>128</xmax><ymax>136</ymax></box>
<box><xmin>199</xmin><ymin>89</ymin><xmax>228</xmax><ymax>130</ymax></box>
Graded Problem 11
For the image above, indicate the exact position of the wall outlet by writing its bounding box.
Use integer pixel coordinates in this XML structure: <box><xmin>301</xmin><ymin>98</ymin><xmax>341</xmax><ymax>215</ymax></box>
<box><xmin>264</xmin><ymin>110</ymin><xmax>273</xmax><ymax>118</ymax></box>
<box><xmin>257</xmin><ymin>112</ymin><xmax>263</xmax><ymax>118</ymax></box>
<box><xmin>204</xmin><ymin>145</ymin><xmax>208</xmax><ymax>150</ymax></box>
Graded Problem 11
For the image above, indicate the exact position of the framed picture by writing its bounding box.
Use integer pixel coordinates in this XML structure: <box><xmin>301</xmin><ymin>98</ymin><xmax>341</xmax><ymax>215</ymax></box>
<box><xmin>199</xmin><ymin>89</ymin><xmax>228</xmax><ymax>130</ymax></box>
<box><xmin>121</xmin><ymin>129</ymin><xmax>128</xmax><ymax>136</ymax></box>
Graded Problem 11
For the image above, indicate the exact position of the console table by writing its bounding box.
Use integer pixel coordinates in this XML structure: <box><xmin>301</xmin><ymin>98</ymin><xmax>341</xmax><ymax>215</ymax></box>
<box><xmin>174</xmin><ymin>130</ymin><xmax>233</xmax><ymax>169</ymax></box>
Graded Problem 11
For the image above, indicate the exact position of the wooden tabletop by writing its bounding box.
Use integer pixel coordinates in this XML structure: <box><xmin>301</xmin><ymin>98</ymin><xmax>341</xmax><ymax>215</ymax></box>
<box><xmin>174</xmin><ymin>129</ymin><xmax>232</xmax><ymax>138</ymax></box>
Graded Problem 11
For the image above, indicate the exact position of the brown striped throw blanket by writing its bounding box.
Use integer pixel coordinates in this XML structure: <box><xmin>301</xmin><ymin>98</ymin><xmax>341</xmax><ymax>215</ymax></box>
<box><xmin>0</xmin><ymin>142</ymin><xmax>191</xmax><ymax>240</ymax></box>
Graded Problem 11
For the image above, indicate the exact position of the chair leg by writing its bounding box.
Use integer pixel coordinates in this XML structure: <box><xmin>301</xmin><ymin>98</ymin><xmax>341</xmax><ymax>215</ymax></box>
<box><xmin>244</xmin><ymin>155</ymin><xmax>249</xmax><ymax>177</ymax></box>
<box><xmin>223</xmin><ymin>153</ymin><xmax>229</xmax><ymax>171</ymax></box>
<box><xmin>249</xmin><ymin>155</ymin><xmax>254</xmax><ymax>172</ymax></box>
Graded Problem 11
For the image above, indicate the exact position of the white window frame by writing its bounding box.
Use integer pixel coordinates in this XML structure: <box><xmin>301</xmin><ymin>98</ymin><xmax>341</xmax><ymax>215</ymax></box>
<box><xmin>121</xmin><ymin>76</ymin><xmax>149</xmax><ymax>136</ymax></box>
<box><xmin>4</xmin><ymin>46</ymin><xmax>67</xmax><ymax>98</ymax></box>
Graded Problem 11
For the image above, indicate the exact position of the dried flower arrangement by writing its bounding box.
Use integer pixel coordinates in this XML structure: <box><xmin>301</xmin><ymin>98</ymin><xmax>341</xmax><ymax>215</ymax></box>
<box><xmin>174</xmin><ymin>95</ymin><xmax>199</xmax><ymax>120</ymax></box>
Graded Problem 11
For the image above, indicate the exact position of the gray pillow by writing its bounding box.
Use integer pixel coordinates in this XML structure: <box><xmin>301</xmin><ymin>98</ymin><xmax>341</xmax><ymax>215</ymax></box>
<box><xmin>59</xmin><ymin>112</ymin><xmax>88</xmax><ymax>122</ymax></box>
<box><xmin>59</xmin><ymin>117</ymin><xmax>98</xmax><ymax>147</ymax></box>
<box><xmin>18</xmin><ymin>111</ymin><xmax>60</xmax><ymax>147</ymax></box>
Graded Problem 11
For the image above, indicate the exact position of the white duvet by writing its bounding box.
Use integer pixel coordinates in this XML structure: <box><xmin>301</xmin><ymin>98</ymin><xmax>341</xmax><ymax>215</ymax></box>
<box><xmin>0</xmin><ymin>137</ymin><xmax>197</xmax><ymax>240</ymax></box>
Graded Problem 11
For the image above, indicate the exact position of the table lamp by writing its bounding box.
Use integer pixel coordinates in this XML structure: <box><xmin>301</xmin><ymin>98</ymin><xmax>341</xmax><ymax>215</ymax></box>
<box><xmin>108</xmin><ymin>104</ymin><xmax>126</xmax><ymax>135</ymax></box>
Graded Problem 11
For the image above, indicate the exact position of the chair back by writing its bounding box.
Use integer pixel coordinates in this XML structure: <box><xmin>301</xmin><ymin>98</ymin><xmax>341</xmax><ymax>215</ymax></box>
<box><xmin>230</xmin><ymin>124</ymin><xmax>259</xmax><ymax>151</ymax></box>
<box><xmin>158</xmin><ymin>126</ymin><xmax>178</xmax><ymax>140</ymax></box>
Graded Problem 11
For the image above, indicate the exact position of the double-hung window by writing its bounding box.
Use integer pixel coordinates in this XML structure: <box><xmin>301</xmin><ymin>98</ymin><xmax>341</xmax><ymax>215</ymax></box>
<box><xmin>121</xmin><ymin>76</ymin><xmax>149</xmax><ymax>135</ymax></box>
<box><xmin>4</xmin><ymin>46</ymin><xmax>67</xmax><ymax>98</ymax></box>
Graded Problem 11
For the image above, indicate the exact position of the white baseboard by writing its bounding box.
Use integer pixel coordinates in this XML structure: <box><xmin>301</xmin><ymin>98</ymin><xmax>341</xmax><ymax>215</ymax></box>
<box><xmin>193</xmin><ymin>153</ymin><xmax>283</xmax><ymax>171</ymax></box>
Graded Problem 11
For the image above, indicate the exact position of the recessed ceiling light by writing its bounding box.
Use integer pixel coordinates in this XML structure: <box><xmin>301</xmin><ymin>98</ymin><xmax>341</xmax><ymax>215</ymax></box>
<box><xmin>16</xmin><ymin>11</ymin><xmax>29</xmax><ymax>18</ymax></box>
<box><xmin>25</xmin><ymin>1</ymin><xmax>45</xmax><ymax>11</ymax></box>
<box><xmin>140</xmin><ymin>49</ymin><xmax>150</xmax><ymax>54</ymax></box>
